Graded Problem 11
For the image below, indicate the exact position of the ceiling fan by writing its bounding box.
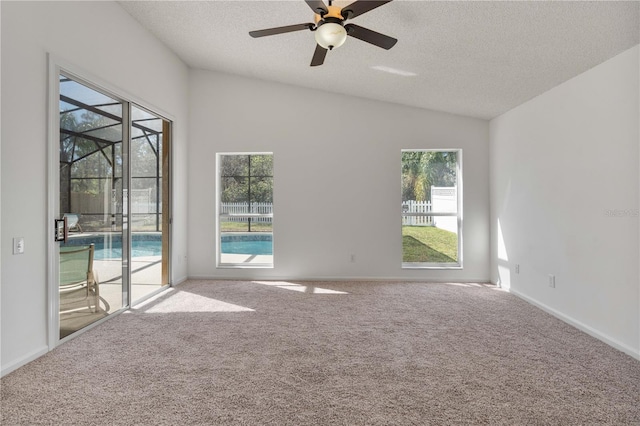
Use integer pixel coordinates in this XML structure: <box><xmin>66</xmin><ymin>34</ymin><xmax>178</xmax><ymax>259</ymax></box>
<box><xmin>249</xmin><ymin>0</ymin><xmax>397</xmax><ymax>67</ymax></box>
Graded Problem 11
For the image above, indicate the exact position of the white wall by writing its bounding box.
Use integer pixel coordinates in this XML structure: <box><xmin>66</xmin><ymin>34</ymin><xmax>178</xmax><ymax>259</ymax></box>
<box><xmin>490</xmin><ymin>45</ymin><xmax>640</xmax><ymax>358</ymax></box>
<box><xmin>1</xmin><ymin>1</ymin><xmax>189</xmax><ymax>375</ymax></box>
<box><xmin>188</xmin><ymin>70</ymin><xmax>490</xmax><ymax>281</ymax></box>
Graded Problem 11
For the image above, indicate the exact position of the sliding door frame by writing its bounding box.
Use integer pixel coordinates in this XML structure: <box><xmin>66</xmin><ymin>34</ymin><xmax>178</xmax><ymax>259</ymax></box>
<box><xmin>129</xmin><ymin>102</ymin><xmax>173</xmax><ymax>304</ymax></box>
<box><xmin>47</xmin><ymin>55</ymin><xmax>174</xmax><ymax>349</ymax></box>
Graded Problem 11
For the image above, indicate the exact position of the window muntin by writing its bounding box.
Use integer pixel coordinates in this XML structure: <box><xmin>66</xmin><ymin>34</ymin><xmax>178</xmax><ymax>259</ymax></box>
<box><xmin>217</xmin><ymin>153</ymin><xmax>273</xmax><ymax>267</ymax></box>
<box><xmin>401</xmin><ymin>150</ymin><xmax>462</xmax><ymax>268</ymax></box>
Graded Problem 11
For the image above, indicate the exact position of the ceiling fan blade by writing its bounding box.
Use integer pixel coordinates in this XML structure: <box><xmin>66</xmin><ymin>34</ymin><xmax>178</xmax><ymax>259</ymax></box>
<box><xmin>345</xmin><ymin>24</ymin><xmax>397</xmax><ymax>49</ymax></box>
<box><xmin>310</xmin><ymin>44</ymin><xmax>328</xmax><ymax>66</ymax></box>
<box><xmin>341</xmin><ymin>0</ymin><xmax>392</xmax><ymax>19</ymax></box>
<box><xmin>304</xmin><ymin>0</ymin><xmax>328</xmax><ymax>15</ymax></box>
<box><xmin>249</xmin><ymin>23</ymin><xmax>314</xmax><ymax>38</ymax></box>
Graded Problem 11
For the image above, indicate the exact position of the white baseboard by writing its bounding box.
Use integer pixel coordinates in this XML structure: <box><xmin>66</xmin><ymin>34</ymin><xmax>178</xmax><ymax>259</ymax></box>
<box><xmin>172</xmin><ymin>276</ymin><xmax>189</xmax><ymax>286</ymax></box>
<box><xmin>1</xmin><ymin>346</ymin><xmax>49</xmax><ymax>377</ymax></box>
<box><xmin>508</xmin><ymin>288</ymin><xmax>640</xmax><ymax>361</ymax></box>
<box><xmin>187</xmin><ymin>275</ymin><xmax>491</xmax><ymax>283</ymax></box>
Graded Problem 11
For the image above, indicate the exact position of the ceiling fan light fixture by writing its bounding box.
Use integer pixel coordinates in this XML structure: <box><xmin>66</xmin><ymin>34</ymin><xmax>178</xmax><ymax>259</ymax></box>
<box><xmin>314</xmin><ymin>21</ymin><xmax>347</xmax><ymax>50</ymax></box>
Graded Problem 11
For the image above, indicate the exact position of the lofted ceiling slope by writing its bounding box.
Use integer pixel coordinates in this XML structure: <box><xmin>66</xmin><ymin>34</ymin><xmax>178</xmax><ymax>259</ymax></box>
<box><xmin>119</xmin><ymin>1</ymin><xmax>639</xmax><ymax>120</ymax></box>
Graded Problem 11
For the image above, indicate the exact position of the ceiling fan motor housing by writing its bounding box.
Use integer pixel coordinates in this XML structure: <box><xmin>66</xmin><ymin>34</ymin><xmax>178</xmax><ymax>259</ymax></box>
<box><xmin>314</xmin><ymin>4</ymin><xmax>344</xmax><ymax>22</ymax></box>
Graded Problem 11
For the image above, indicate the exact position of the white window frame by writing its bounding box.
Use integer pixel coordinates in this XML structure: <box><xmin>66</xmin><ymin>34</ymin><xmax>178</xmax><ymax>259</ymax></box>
<box><xmin>401</xmin><ymin>149</ymin><xmax>463</xmax><ymax>269</ymax></box>
<box><xmin>216</xmin><ymin>152</ymin><xmax>274</xmax><ymax>268</ymax></box>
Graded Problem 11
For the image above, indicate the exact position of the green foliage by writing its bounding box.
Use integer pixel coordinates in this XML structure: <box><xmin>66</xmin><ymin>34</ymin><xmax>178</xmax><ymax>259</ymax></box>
<box><xmin>61</xmin><ymin>100</ymin><xmax>126</xmax><ymax>189</ymax></box>
<box><xmin>131</xmin><ymin>136</ymin><xmax>161</xmax><ymax>178</ymax></box>
<box><xmin>401</xmin><ymin>151</ymin><xmax>457</xmax><ymax>202</ymax></box>
<box><xmin>402</xmin><ymin>225</ymin><xmax>458</xmax><ymax>263</ymax></box>
<box><xmin>220</xmin><ymin>154</ymin><xmax>273</xmax><ymax>203</ymax></box>
<box><xmin>61</xmin><ymin>103</ymin><xmax>162</xmax><ymax>196</ymax></box>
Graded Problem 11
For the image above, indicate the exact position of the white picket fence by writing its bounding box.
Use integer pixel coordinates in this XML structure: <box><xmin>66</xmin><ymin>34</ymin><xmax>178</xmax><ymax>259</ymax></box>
<box><xmin>221</xmin><ymin>202</ymin><xmax>273</xmax><ymax>223</ymax></box>
<box><xmin>222</xmin><ymin>194</ymin><xmax>453</xmax><ymax>228</ymax></box>
<box><xmin>402</xmin><ymin>201</ymin><xmax>434</xmax><ymax>226</ymax></box>
<box><xmin>403</xmin><ymin>187</ymin><xmax>458</xmax><ymax>232</ymax></box>
<box><xmin>131</xmin><ymin>188</ymin><xmax>153</xmax><ymax>213</ymax></box>
<box><xmin>222</xmin><ymin>201</ymin><xmax>433</xmax><ymax>225</ymax></box>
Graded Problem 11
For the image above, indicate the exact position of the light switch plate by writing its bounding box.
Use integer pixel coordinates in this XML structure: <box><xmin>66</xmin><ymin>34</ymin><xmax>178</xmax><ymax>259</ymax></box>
<box><xmin>13</xmin><ymin>237</ymin><xmax>25</xmax><ymax>255</ymax></box>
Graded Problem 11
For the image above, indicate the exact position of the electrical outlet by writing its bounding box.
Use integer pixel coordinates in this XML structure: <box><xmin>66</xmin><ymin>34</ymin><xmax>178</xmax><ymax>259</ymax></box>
<box><xmin>515</xmin><ymin>264</ymin><xmax>520</xmax><ymax>274</ymax></box>
<box><xmin>548</xmin><ymin>274</ymin><xmax>555</xmax><ymax>288</ymax></box>
<box><xmin>350</xmin><ymin>254</ymin><xmax>356</xmax><ymax>263</ymax></box>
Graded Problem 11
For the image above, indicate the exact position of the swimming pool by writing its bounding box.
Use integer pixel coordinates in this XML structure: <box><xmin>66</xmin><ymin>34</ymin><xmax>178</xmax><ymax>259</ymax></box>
<box><xmin>221</xmin><ymin>233</ymin><xmax>272</xmax><ymax>255</ymax></box>
<box><xmin>64</xmin><ymin>234</ymin><xmax>162</xmax><ymax>259</ymax></box>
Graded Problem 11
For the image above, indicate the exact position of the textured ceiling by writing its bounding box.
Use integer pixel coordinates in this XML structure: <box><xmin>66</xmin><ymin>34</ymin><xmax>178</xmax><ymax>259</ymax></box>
<box><xmin>119</xmin><ymin>1</ymin><xmax>639</xmax><ymax>119</ymax></box>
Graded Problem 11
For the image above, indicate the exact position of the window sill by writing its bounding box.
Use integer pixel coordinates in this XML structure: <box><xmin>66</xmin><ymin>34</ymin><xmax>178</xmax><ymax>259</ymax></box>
<box><xmin>216</xmin><ymin>264</ymin><xmax>274</xmax><ymax>269</ymax></box>
<box><xmin>402</xmin><ymin>263</ymin><xmax>462</xmax><ymax>270</ymax></box>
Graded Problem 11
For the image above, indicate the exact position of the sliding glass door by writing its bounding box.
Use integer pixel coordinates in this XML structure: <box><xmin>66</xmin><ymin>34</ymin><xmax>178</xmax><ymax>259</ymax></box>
<box><xmin>57</xmin><ymin>73</ymin><xmax>171</xmax><ymax>339</ymax></box>
<box><xmin>130</xmin><ymin>105</ymin><xmax>171</xmax><ymax>303</ymax></box>
<box><xmin>58</xmin><ymin>75</ymin><xmax>126</xmax><ymax>338</ymax></box>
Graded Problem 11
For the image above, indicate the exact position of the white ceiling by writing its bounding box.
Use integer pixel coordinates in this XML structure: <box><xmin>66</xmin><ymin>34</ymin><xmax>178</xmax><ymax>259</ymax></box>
<box><xmin>119</xmin><ymin>1</ymin><xmax>639</xmax><ymax>120</ymax></box>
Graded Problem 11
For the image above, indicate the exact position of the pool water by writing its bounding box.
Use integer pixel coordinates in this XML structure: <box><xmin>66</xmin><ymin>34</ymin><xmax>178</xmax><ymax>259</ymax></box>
<box><xmin>64</xmin><ymin>235</ymin><xmax>162</xmax><ymax>259</ymax></box>
<box><xmin>65</xmin><ymin>233</ymin><xmax>273</xmax><ymax>258</ymax></box>
<box><xmin>92</xmin><ymin>240</ymin><xmax>162</xmax><ymax>259</ymax></box>
<box><xmin>221</xmin><ymin>234</ymin><xmax>273</xmax><ymax>255</ymax></box>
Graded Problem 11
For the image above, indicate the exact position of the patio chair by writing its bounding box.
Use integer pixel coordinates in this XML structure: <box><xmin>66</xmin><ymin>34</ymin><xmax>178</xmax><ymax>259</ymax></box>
<box><xmin>63</xmin><ymin>213</ymin><xmax>83</xmax><ymax>233</ymax></box>
<box><xmin>59</xmin><ymin>244</ymin><xmax>100</xmax><ymax>313</ymax></box>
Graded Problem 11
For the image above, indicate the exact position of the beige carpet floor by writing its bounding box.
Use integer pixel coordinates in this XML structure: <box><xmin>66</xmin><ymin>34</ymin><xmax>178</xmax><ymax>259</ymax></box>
<box><xmin>2</xmin><ymin>280</ymin><xmax>639</xmax><ymax>425</ymax></box>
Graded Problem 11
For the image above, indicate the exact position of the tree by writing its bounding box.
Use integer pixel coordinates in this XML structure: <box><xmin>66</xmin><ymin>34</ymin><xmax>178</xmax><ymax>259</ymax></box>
<box><xmin>425</xmin><ymin>151</ymin><xmax>457</xmax><ymax>188</ymax></box>
<box><xmin>220</xmin><ymin>154</ymin><xmax>273</xmax><ymax>204</ymax></box>
<box><xmin>402</xmin><ymin>151</ymin><xmax>428</xmax><ymax>201</ymax></box>
<box><xmin>402</xmin><ymin>151</ymin><xmax>457</xmax><ymax>202</ymax></box>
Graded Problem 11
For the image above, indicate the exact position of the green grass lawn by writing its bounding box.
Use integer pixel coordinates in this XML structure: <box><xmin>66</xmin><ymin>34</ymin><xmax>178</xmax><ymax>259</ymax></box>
<box><xmin>220</xmin><ymin>221</ymin><xmax>272</xmax><ymax>233</ymax></box>
<box><xmin>402</xmin><ymin>226</ymin><xmax>458</xmax><ymax>263</ymax></box>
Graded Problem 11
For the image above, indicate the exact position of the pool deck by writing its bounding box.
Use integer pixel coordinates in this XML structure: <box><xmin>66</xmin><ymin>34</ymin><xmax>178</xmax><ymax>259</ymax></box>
<box><xmin>60</xmin><ymin>250</ymin><xmax>272</xmax><ymax>336</ymax></box>
<box><xmin>220</xmin><ymin>254</ymin><xmax>274</xmax><ymax>265</ymax></box>
<box><xmin>60</xmin><ymin>255</ymin><xmax>165</xmax><ymax>336</ymax></box>
<box><xmin>64</xmin><ymin>231</ymin><xmax>272</xmax><ymax>324</ymax></box>
<box><xmin>93</xmin><ymin>255</ymin><xmax>164</xmax><ymax>310</ymax></box>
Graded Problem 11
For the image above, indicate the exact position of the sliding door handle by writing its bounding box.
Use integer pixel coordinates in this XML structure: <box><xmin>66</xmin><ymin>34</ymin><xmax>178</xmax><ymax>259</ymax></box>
<box><xmin>54</xmin><ymin>217</ymin><xmax>68</xmax><ymax>243</ymax></box>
